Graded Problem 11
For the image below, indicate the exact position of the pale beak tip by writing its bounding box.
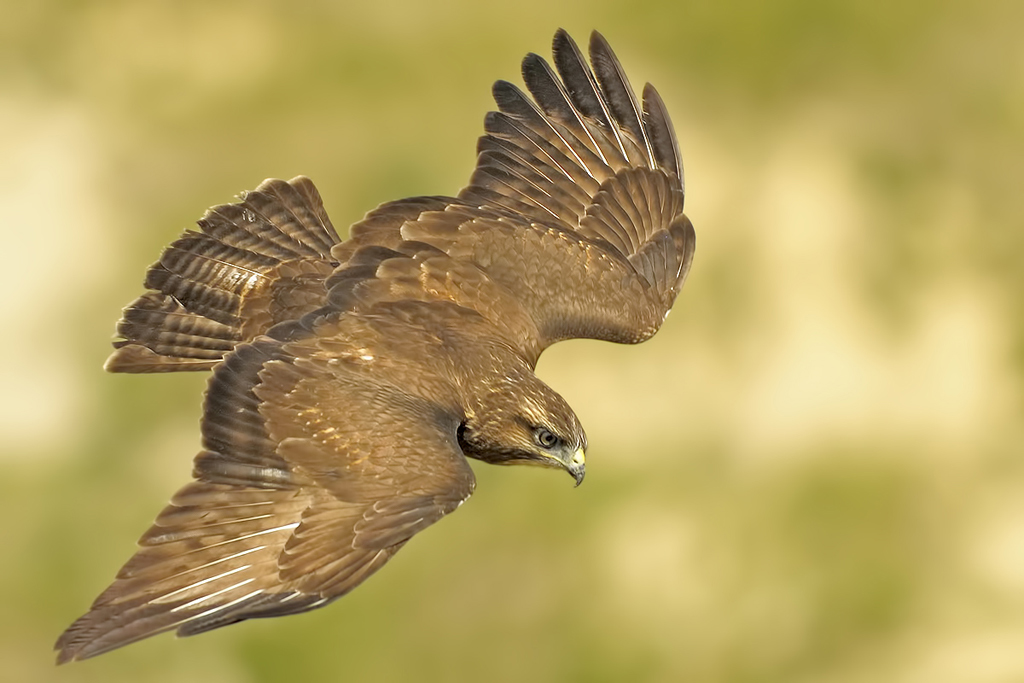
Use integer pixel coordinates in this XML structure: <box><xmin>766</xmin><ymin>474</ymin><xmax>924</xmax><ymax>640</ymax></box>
<box><xmin>570</xmin><ymin>449</ymin><xmax>586</xmax><ymax>487</ymax></box>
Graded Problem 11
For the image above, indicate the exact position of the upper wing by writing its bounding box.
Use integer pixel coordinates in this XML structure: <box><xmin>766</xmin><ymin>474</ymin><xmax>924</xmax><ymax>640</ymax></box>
<box><xmin>56</xmin><ymin>334</ymin><xmax>475</xmax><ymax>662</ymax></box>
<box><xmin>461</xmin><ymin>30</ymin><xmax>683</xmax><ymax>225</ymax></box>
<box><xmin>105</xmin><ymin>176</ymin><xmax>341</xmax><ymax>373</ymax></box>
<box><xmin>333</xmin><ymin>30</ymin><xmax>694</xmax><ymax>354</ymax></box>
<box><xmin>106</xmin><ymin>31</ymin><xmax>691</xmax><ymax>370</ymax></box>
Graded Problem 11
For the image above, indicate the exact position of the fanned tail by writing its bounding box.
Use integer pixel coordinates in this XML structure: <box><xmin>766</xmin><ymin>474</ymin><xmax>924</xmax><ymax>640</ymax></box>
<box><xmin>106</xmin><ymin>176</ymin><xmax>340</xmax><ymax>373</ymax></box>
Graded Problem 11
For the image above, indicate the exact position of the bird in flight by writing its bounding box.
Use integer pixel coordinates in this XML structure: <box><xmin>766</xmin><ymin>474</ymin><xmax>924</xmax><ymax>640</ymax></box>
<box><xmin>56</xmin><ymin>28</ymin><xmax>695</xmax><ymax>663</ymax></box>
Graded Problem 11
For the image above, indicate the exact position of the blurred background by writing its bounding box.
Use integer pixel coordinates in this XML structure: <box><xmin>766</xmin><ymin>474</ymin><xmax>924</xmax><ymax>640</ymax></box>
<box><xmin>3</xmin><ymin>0</ymin><xmax>1022</xmax><ymax>681</ymax></box>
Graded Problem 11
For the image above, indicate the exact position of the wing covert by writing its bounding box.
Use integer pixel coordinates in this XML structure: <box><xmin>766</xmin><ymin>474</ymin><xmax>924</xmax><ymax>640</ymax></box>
<box><xmin>329</xmin><ymin>30</ymin><xmax>694</xmax><ymax>354</ymax></box>
<box><xmin>457</xmin><ymin>29</ymin><xmax>694</xmax><ymax>347</ymax></box>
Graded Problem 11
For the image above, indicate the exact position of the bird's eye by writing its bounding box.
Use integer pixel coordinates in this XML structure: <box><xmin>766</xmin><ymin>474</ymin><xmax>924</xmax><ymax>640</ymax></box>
<box><xmin>534</xmin><ymin>427</ymin><xmax>559</xmax><ymax>449</ymax></box>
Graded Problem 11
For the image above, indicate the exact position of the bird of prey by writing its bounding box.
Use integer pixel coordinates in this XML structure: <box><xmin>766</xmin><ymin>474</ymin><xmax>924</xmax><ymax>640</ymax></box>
<box><xmin>56</xmin><ymin>29</ymin><xmax>695</xmax><ymax>662</ymax></box>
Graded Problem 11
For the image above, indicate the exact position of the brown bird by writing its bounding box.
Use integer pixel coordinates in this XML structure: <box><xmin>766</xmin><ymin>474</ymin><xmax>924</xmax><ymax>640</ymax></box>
<box><xmin>56</xmin><ymin>29</ymin><xmax>695</xmax><ymax>663</ymax></box>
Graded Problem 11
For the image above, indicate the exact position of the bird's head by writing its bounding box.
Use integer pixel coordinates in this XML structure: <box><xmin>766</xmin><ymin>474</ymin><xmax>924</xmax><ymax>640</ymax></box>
<box><xmin>460</xmin><ymin>370</ymin><xmax>587</xmax><ymax>486</ymax></box>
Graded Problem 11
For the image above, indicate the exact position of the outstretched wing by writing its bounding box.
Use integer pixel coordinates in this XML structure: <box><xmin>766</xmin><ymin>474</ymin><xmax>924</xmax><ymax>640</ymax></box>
<box><xmin>56</xmin><ymin>335</ymin><xmax>475</xmax><ymax>662</ymax></box>
<box><xmin>106</xmin><ymin>176</ymin><xmax>341</xmax><ymax>373</ymax></box>
<box><xmin>333</xmin><ymin>30</ymin><xmax>694</xmax><ymax>355</ymax></box>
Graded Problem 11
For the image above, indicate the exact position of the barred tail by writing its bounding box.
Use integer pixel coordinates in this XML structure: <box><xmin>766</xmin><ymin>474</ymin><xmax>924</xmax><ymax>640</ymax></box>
<box><xmin>106</xmin><ymin>176</ymin><xmax>341</xmax><ymax>372</ymax></box>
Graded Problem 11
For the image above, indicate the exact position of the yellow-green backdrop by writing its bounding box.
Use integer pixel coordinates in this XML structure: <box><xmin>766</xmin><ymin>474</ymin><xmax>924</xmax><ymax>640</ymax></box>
<box><xmin>3</xmin><ymin>1</ymin><xmax>1022</xmax><ymax>681</ymax></box>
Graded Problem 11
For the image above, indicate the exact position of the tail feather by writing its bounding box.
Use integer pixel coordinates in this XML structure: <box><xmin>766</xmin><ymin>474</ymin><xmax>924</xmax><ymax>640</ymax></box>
<box><xmin>106</xmin><ymin>176</ymin><xmax>341</xmax><ymax>373</ymax></box>
<box><xmin>106</xmin><ymin>293</ymin><xmax>237</xmax><ymax>372</ymax></box>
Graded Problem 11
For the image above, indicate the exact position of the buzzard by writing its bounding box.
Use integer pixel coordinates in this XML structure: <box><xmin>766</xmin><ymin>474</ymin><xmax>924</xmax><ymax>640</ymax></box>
<box><xmin>56</xmin><ymin>29</ymin><xmax>695</xmax><ymax>662</ymax></box>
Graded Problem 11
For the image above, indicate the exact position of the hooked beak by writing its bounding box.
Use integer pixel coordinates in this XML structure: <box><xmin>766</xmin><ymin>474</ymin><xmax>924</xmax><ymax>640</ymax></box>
<box><xmin>567</xmin><ymin>447</ymin><xmax>586</xmax><ymax>487</ymax></box>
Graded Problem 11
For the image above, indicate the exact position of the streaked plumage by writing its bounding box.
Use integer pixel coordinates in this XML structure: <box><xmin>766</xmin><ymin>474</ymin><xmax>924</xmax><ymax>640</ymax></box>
<box><xmin>56</xmin><ymin>29</ymin><xmax>695</xmax><ymax>663</ymax></box>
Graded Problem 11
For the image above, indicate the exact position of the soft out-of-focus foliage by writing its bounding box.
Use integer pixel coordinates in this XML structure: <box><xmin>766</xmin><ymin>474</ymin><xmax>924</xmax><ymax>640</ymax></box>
<box><xmin>2</xmin><ymin>1</ymin><xmax>1021</xmax><ymax>681</ymax></box>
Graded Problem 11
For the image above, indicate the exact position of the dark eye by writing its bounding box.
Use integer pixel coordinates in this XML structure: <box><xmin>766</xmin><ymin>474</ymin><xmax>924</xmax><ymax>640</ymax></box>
<box><xmin>534</xmin><ymin>427</ymin><xmax>559</xmax><ymax>449</ymax></box>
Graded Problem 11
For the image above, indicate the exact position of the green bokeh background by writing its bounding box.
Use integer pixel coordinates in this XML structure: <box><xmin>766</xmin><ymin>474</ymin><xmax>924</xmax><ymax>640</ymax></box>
<box><xmin>3</xmin><ymin>1</ymin><xmax>1022</xmax><ymax>681</ymax></box>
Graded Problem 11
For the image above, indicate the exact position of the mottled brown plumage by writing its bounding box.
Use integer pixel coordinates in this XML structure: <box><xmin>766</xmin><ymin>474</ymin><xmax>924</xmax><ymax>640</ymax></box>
<box><xmin>56</xmin><ymin>29</ymin><xmax>695</xmax><ymax>663</ymax></box>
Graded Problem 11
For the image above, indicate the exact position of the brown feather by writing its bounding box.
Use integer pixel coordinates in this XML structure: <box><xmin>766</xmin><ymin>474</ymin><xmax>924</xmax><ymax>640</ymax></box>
<box><xmin>59</xmin><ymin>29</ymin><xmax>693</xmax><ymax>663</ymax></box>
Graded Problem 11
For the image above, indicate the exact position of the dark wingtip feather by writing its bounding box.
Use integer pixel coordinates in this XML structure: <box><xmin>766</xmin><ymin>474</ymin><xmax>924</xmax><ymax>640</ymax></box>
<box><xmin>672</xmin><ymin>213</ymin><xmax>696</xmax><ymax>289</ymax></box>
<box><xmin>552</xmin><ymin>32</ymin><xmax>612</xmax><ymax>122</ymax></box>
<box><xmin>552</xmin><ymin>28</ymin><xmax>575</xmax><ymax>62</ymax></box>
<box><xmin>588</xmin><ymin>31</ymin><xmax>653</xmax><ymax>168</ymax></box>
<box><xmin>642</xmin><ymin>83</ymin><xmax>683</xmax><ymax>192</ymax></box>
<box><xmin>552</xmin><ymin>29</ymin><xmax>631</xmax><ymax>166</ymax></box>
<box><xmin>520</xmin><ymin>51</ymin><xmax>568</xmax><ymax>122</ymax></box>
